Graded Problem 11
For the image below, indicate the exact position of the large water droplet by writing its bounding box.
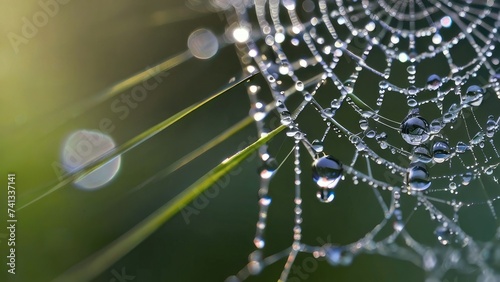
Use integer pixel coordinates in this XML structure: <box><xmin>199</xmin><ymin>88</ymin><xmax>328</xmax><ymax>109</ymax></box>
<box><xmin>412</xmin><ymin>145</ymin><xmax>432</xmax><ymax>163</ymax></box>
<box><xmin>311</xmin><ymin>140</ymin><xmax>324</xmax><ymax>153</ymax></box>
<box><xmin>316</xmin><ymin>188</ymin><xmax>335</xmax><ymax>203</ymax></box>
<box><xmin>359</xmin><ymin>119</ymin><xmax>369</xmax><ymax>130</ymax></box>
<box><xmin>343</xmin><ymin>78</ymin><xmax>355</xmax><ymax>94</ymax></box>
<box><xmin>430</xmin><ymin>119</ymin><xmax>443</xmax><ymax>134</ymax></box>
<box><xmin>406</xmin><ymin>162</ymin><xmax>431</xmax><ymax>191</ymax></box>
<box><xmin>427</xmin><ymin>74</ymin><xmax>441</xmax><ymax>90</ymax></box>
<box><xmin>312</xmin><ymin>155</ymin><xmax>343</xmax><ymax>189</ymax></box>
<box><xmin>432</xmin><ymin>141</ymin><xmax>451</xmax><ymax>163</ymax></box>
<box><xmin>280</xmin><ymin>111</ymin><xmax>293</xmax><ymax>125</ymax></box>
<box><xmin>400</xmin><ymin>113</ymin><xmax>430</xmax><ymax>145</ymax></box>
<box><xmin>462</xmin><ymin>85</ymin><xmax>484</xmax><ymax>107</ymax></box>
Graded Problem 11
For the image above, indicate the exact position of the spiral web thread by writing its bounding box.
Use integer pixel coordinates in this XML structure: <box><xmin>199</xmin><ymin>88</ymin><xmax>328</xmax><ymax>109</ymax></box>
<box><xmin>211</xmin><ymin>0</ymin><xmax>500</xmax><ymax>281</ymax></box>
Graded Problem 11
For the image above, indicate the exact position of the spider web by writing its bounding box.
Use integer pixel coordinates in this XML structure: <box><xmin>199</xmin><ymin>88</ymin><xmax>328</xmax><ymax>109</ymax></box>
<box><xmin>206</xmin><ymin>0</ymin><xmax>500</xmax><ymax>281</ymax></box>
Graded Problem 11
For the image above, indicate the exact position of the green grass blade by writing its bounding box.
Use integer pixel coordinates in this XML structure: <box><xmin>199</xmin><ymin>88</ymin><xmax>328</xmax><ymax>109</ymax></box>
<box><xmin>18</xmin><ymin>72</ymin><xmax>259</xmax><ymax>211</ymax></box>
<box><xmin>129</xmin><ymin>115</ymin><xmax>255</xmax><ymax>193</ymax></box>
<box><xmin>98</xmin><ymin>50</ymin><xmax>192</xmax><ymax>103</ymax></box>
<box><xmin>17</xmin><ymin>51</ymin><xmax>193</xmax><ymax>136</ymax></box>
<box><xmin>54</xmin><ymin>124</ymin><xmax>286</xmax><ymax>282</ymax></box>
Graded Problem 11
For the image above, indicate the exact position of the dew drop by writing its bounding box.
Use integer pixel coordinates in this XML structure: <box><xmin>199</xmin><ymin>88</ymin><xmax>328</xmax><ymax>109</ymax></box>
<box><xmin>343</xmin><ymin>78</ymin><xmax>355</xmax><ymax>93</ymax></box>
<box><xmin>432</xmin><ymin>141</ymin><xmax>451</xmax><ymax>163</ymax></box>
<box><xmin>359</xmin><ymin>119</ymin><xmax>369</xmax><ymax>130</ymax></box>
<box><xmin>379</xmin><ymin>80</ymin><xmax>389</xmax><ymax>89</ymax></box>
<box><xmin>449</xmin><ymin>182</ymin><xmax>457</xmax><ymax>190</ymax></box>
<box><xmin>400</xmin><ymin>112</ymin><xmax>430</xmax><ymax>145</ymax></box>
<box><xmin>330</xmin><ymin>99</ymin><xmax>341</xmax><ymax>109</ymax></box>
<box><xmin>408</xmin><ymin>86</ymin><xmax>417</xmax><ymax>95</ymax></box>
<box><xmin>412</xmin><ymin>145</ymin><xmax>432</xmax><ymax>163</ymax></box>
<box><xmin>322</xmin><ymin>108</ymin><xmax>335</xmax><ymax>118</ymax></box>
<box><xmin>279</xmin><ymin>63</ymin><xmax>290</xmax><ymax>75</ymax></box>
<box><xmin>312</xmin><ymin>155</ymin><xmax>343</xmax><ymax>189</ymax></box>
<box><xmin>462</xmin><ymin>172</ymin><xmax>473</xmax><ymax>185</ymax></box>
<box><xmin>430</xmin><ymin>119</ymin><xmax>443</xmax><ymax>134</ymax></box>
<box><xmin>280</xmin><ymin>111</ymin><xmax>293</xmax><ymax>125</ymax></box>
<box><xmin>259</xmin><ymin>196</ymin><xmax>272</xmax><ymax>206</ymax></box>
<box><xmin>427</xmin><ymin>74</ymin><xmax>441</xmax><ymax>90</ymax></box>
<box><xmin>462</xmin><ymin>85</ymin><xmax>484</xmax><ymax>107</ymax></box>
<box><xmin>365</xmin><ymin>130</ymin><xmax>376</xmax><ymax>139</ymax></box>
<box><xmin>407</xmin><ymin>98</ymin><xmax>418</xmax><ymax>107</ymax></box>
<box><xmin>471</xmin><ymin>131</ymin><xmax>484</xmax><ymax>145</ymax></box>
<box><xmin>456</xmin><ymin>141</ymin><xmax>469</xmax><ymax>153</ymax></box>
<box><xmin>316</xmin><ymin>188</ymin><xmax>335</xmax><ymax>203</ymax></box>
<box><xmin>259</xmin><ymin>158</ymin><xmax>278</xmax><ymax>179</ymax></box>
<box><xmin>253</xmin><ymin>237</ymin><xmax>265</xmax><ymax>249</ymax></box>
<box><xmin>432</xmin><ymin>33</ymin><xmax>442</xmax><ymax>44</ymax></box>
<box><xmin>295</xmin><ymin>81</ymin><xmax>304</xmax><ymax>91</ymax></box>
<box><xmin>311</xmin><ymin>139</ymin><xmax>324</xmax><ymax>153</ymax></box>
<box><xmin>406</xmin><ymin>162</ymin><xmax>431</xmax><ymax>191</ymax></box>
<box><xmin>486</xmin><ymin>117</ymin><xmax>497</xmax><ymax>131</ymax></box>
<box><xmin>407</xmin><ymin>65</ymin><xmax>416</xmax><ymax>75</ymax></box>
<box><xmin>304</xmin><ymin>93</ymin><xmax>312</xmax><ymax>102</ymax></box>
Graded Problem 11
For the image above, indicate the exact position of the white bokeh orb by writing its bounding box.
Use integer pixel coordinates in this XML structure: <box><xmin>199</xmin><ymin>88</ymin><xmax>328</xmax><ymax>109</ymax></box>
<box><xmin>61</xmin><ymin>130</ymin><xmax>121</xmax><ymax>190</ymax></box>
<box><xmin>187</xmin><ymin>28</ymin><xmax>219</xmax><ymax>60</ymax></box>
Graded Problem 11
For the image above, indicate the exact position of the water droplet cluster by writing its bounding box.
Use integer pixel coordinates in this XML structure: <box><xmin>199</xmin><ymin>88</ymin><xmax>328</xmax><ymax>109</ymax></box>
<box><xmin>213</xmin><ymin>0</ymin><xmax>500</xmax><ymax>280</ymax></box>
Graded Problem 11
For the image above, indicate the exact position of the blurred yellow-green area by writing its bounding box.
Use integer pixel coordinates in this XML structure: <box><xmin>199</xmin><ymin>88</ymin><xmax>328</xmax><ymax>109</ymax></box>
<box><xmin>0</xmin><ymin>1</ymin><xmax>266</xmax><ymax>281</ymax></box>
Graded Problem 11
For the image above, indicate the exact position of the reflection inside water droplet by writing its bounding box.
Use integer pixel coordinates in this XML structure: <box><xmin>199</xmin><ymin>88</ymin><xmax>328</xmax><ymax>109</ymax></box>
<box><xmin>312</xmin><ymin>155</ymin><xmax>343</xmax><ymax>189</ymax></box>
<box><xmin>406</xmin><ymin>162</ymin><xmax>431</xmax><ymax>191</ymax></box>
<box><xmin>400</xmin><ymin>112</ymin><xmax>430</xmax><ymax>145</ymax></box>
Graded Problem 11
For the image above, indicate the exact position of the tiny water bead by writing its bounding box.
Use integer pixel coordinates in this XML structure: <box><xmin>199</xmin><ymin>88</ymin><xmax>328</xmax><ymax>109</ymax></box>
<box><xmin>462</xmin><ymin>85</ymin><xmax>484</xmax><ymax>107</ymax></box>
<box><xmin>432</xmin><ymin>141</ymin><xmax>451</xmax><ymax>163</ymax></box>
<box><xmin>427</xmin><ymin>74</ymin><xmax>441</xmax><ymax>90</ymax></box>
<box><xmin>312</xmin><ymin>155</ymin><xmax>343</xmax><ymax>189</ymax></box>
<box><xmin>455</xmin><ymin>141</ymin><xmax>470</xmax><ymax>154</ymax></box>
<box><xmin>400</xmin><ymin>112</ymin><xmax>430</xmax><ymax>145</ymax></box>
<box><xmin>430</xmin><ymin>119</ymin><xmax>444</xmax><ymax>134</ymax></box>
<box><xmin>406</xmin><ymin>162</ymin><xmax>431</xmax><ymax>191</ymax></box>
<box><xmin>316</xmin><ymin>188</ymin><xmax>335</xmax><ymax>203</ymax></box>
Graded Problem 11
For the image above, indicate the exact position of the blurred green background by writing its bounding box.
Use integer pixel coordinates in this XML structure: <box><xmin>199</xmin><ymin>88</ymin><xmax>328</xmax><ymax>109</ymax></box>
<box><xmin>1</xmin><ymin>1</ymin><xmax>499</xmax><ymax>282</ymax></box>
